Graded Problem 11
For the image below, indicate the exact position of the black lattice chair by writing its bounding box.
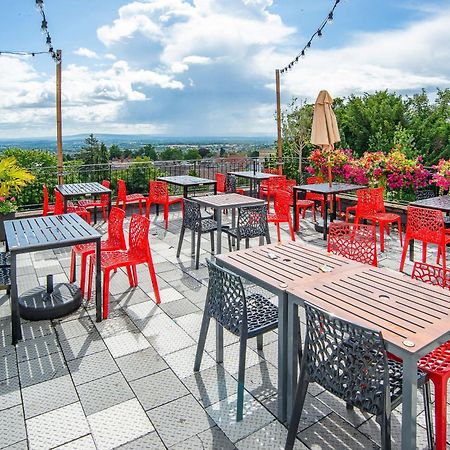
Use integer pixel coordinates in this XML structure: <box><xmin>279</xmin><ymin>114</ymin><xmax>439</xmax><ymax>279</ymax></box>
<box><xmin>0</xmin><ymin>252</ymin><xmax>10</xmax><ymax>267</ymax></box>
<box><xmin>176</xmin><ymin>198</ymin><xmax>217</xmax><ymax>269</ymax></box>
<box><xmin>225</xmin><ymin>174</ymin><xmax>245</xmax><ymax>195</ymax></box>
<box><xmin>223</xmin><ymin>204</ymin><xmax>271</xmax><ymax>251</ymax></box>
<box><xmin>0</xmin><ymin>266</ymin><xmax>11</xmax><ymax>296</ymax></box>
<box><xmin>285</xmin><ymin>303</ymin><xmax>434</xmax><ymax>450</ymax></box>
<box><xmin>415</xmin><ymin>189</ymin><xmax>436</xmax><ymax>201</ymax></box>
<box><xmin>194</xmin><ymin>260</ymin><xmax>278</xmax><ymax>421</ymax></box>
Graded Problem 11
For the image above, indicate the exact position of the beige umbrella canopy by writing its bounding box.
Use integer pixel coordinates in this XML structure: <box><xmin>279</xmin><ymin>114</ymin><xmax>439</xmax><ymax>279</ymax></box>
<box><xmin>310</xmin><ymin>90</ymin><xmax>340</xmax><ymax>149</ymax></box>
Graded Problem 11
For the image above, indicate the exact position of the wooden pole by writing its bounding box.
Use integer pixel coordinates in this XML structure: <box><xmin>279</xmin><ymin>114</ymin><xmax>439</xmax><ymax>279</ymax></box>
<box><xmin>56</xmin><ymin>50</ymin><xmax>64</xmax><ymax>185</ymax></box>
<box><xmin>275</xmin><ymin>69</ymin><xmax>282</xmax><ymax>174</ymax></box>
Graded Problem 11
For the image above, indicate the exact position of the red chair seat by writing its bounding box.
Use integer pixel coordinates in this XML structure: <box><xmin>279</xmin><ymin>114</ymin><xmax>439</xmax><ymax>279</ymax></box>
<box><xmin>78</xmin><ymin>200</ymin><xmax>102</xmax><ymax>208</ymax></box>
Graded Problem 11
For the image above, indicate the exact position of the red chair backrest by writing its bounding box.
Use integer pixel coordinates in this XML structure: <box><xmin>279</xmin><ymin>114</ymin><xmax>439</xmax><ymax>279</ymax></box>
<box><xmin>116</xmin><ymin>179</ymin><xmax>127</xmax><ymax>203</ymax></box>
<box><xmin>307</xmin><ymin>176</ymin><xmax>324</xmax><ymax>185</ymax></box>
<box><xmin>273</xmin><ymin>190</ymin><xmax>292</xmax><ymax>219</ymax></box>
<box><xmin>264</xmin><ymin>168</ymin><xmax>282</xmax><ymax>175</ymax></box>
<box><xmin>128</xmin><ymin>214</ymin><xmax>150</xmax><ymax>260</ymax></box>
<box><xmin>149</xmin><ymin>181</ymin><xmax>169</xmax><ymax>202</ymax></box>
<box><xmin>268</xmin><ymin>176</ymin><xmax>287</xmax><ymax>191</ymax></box>
<box><xmin>406</xmin><ymin>205</ymin><xmax>445</xmax><ymax>244</ymax></box>
<box><xmin>327</xmin><ymin>222</ymin><xmax>378</xmax><ymax>267</ymax></box>
<box><xmin>107</xmin><ymin>207</ymin><xmax>126</xmax><ymax>250</ymax></box>
<box><xmin>43</xmin><ymin>184</ymin><xmax>51</xmax><ymax>215</ymax></box>
<box><xmin>101</xmin><ymin>180</ymin><xmax>110</xmax><ymax>206</ymax></box>
<box><xmin>411</xmin><ymin>261</ymin><xmax>450</xmax><ymax>289</ymax></box>
<box><xmin>54</xmin><ymin>190</ymin><xmax>64</xmax><ymax>215</ymax></box>
<box><xmin>216</xmin><ymin>173</ymin><xmax>226</xmax><ymax>192</ymax></box>
<box><xmin>356</xmin><ymin>187</ymin><xmax>385</xmax><ymax>216</ymax></box>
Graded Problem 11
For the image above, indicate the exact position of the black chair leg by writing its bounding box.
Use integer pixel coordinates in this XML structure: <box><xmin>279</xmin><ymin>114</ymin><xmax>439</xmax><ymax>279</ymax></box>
<box><xmin>176</xmin><ymin>226</ymin><xmax>185</xmax><ymax>257</ymax></box>
<box><xmin>266</xmin><ymin>228</ymin><xmax>271</xmax><ymax>244</ymax></box>
<box><xmin>256</xmin><ymin>334</ymin><xmax>263</xmax><ymax>351</ymax></box>
<box><xmin>210</xmin><ymin>231</ymin><xmax>215</xmax><ymax>254</ymax></box>
<box><xmin>422</xmin><ymin>382</ymin><xmax>434</xmax><ymax>450</ymax></box>
<box><xmin>227</xmin><ymin>233</ymin><xmax>232</xmax><ymax>252</ymax></box>
<box><xmin>194</xmin><ymin>312</ymin><xmax>211</xmax><ymax>371</ymax></box>
<box><xmin>380</xmin><ymin>406</ymin><xmax>392</xmax><ymax>450</ymax></box>
<box><xmin>237</xmin><ymin>335</ymin><xmax>247</xmax><ymax>422</ymax></box>
<box><xmin>195</xmin><ymin>230</ymin><xmax>201</xmax><ymax>269</ymax></box>
<box><xmin>245</xmin><ymin>238</ymin><xmax>249</xmax><ymax>249</ymax></box>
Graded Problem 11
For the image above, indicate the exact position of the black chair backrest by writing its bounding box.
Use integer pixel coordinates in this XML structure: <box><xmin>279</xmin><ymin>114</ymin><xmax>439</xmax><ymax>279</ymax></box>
<box><xmin>237</xmin><ymin>204</ymin><xmax>268</xmax><ymax>239</ymax></box>
<box><xmin>182</xmin><ymin>198</ymin><xmax>202</xmax><ymax>232</ymax></box>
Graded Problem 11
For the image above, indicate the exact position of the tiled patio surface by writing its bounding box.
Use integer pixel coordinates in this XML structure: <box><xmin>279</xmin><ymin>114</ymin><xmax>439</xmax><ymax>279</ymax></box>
<box><xmin>0</xmin><ymin>205</ymin><xmax>446</xmax><ymax>449</ymax></box>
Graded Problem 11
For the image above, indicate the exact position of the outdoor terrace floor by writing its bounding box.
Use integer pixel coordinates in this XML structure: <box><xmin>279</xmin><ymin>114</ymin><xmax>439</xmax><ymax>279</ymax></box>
<box><xmin>0</xmin><ymin>205</ymin><xmax>446</xmax><ymax>450</ymax></box>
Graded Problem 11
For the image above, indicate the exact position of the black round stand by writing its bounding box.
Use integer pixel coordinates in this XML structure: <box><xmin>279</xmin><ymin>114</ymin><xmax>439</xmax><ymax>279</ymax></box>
<box><xmin>18</xmin><ymin>275</ymin><xmax>82</xmax><ymax>321</ymax></box>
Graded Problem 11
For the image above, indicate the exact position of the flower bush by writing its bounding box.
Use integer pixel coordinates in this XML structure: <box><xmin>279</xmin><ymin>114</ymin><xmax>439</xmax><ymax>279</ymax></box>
<box><xmin>432</xmin><ymin>159</ymin><xmax>450</xmax><ymax>192</ymax></box>
<box><xmin>0</xmin><ymin>197</ymin><xmax>17</xmax><ymax>214</ymax></box>
<box><xmin>306</xmin><ymin>145</ymin><xmax>430</xmax><ymax>201</ymax></box>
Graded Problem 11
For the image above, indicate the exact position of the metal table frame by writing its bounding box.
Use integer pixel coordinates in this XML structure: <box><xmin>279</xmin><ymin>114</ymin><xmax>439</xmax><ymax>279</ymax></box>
<box><xmin>56</xmin><ymin>182</ymin><xmax>112</xmax><ymax>223</ymax></box>
<box><xmin>5</xmin><ymin>214</ymin><xmax>103</xmax><ymax>344</ymax></box>
<box><xmin>287</xmin><ymin>266</ymin><xmax>450</xmax><ymax>450</ymax></box>
<box><xmin>293</xmin><ymin>183</ymin><xmax>365</xmax><ymax>239</ymax></box>
<box><xmin>156</xmin><ymin>175</ymin><xmax>217</xmax><ymax>198</ymax></box>
<box><xmin>228</xmin><ymin>171</ymin><xmax>278</xmax><ymax>197</ymax></box>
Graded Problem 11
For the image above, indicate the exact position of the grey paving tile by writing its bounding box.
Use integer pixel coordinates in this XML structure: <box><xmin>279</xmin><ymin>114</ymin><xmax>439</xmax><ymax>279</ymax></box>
<box><xmin>2</xmin><ymin>440</ymin><xmax>29</xmax><ymax>450</ymax></box>
<box><xmin>16</xmin><ymin>332</ymin><xmax>60</xmax><ymax>363</ymax></box>
<box><xmin>77</xmin><ymin>371</ymin><xmax>134</xmax><ymax>416</ymax></box>
<box><xmin>115</xmin><ymin>431</ymin><xmax>165</xmax><ymax>449</ymax></box>
<box><xmin>115</xmin><ymin>347</ymin><xmax>168</xmax><ymax>382</ymax></box>
<box><xmin>22</xmin><ymin>374</ymin><xmax>78</xmax><ymax>419</ymax></box>
<box><xmin>94</xmin><ymin>315</ymin><xmax>139</xmax><ymax>338</ymax></box>
<box><xmin>18</xmin><ymin>350</ymin><xmax>68</xmax><ymax>388</ymax></box>
<box><xmin>26</xmin><ymin>402</ymin><xmax>90</xmax><ymax>450</ymax></box>
<box><xmin>55</xmin><ymin>316</ymin><xmax>95</xmax><ymax>341</ymax></box>
<box><xmin>148</xmin><ymin>287</ymin><xmax>184</xmax><ymax>304</ymax></box>
<box><xmin>0</xmin><ymin>352</ymin><xmax>18</xmax><ymax>381</ymax></box>
<box><xmin>130</xmin><ymin>368</ymin><xmax>189</xmax><ymax>410</ymax></box>
<box><xmin>103</xmin><ymin>331</ymin><xmax>150</xmax><ymax>358</ymax></box>
<box><xmin>88</xmin><ymin>398</ymin><xmax>154</xmax><ymax>450</ymax></box>
<box><xmin>171</xmin><ymin>425</ymin><xmax>236</xmax><ymax>450</ymax></box>
<box><xmin>59</xmin><ymin>330</ymin><xmax>107</xmax><ymax>361</ymax></box>
<box><xmin>68</xmin><ymin>350</ymin><xmax>119</xmax><ymax>386</ymax></box>
<box><xmin>242</xmin><ymin>360</ymin><xmax>278</xmax><ymax>402</ymax></box>
<box><xmin>0</xmin><ymin>376</ymin><xmax>21</xmax><ymax>412</ymax></box>
<box><xmin>206</xmin><ymin>393</ymin><xmax>275</xmax><ymax>443</ymax></box>
<box><xmin>164</xmin><ymin>344</ymin><xmax>216</xmax><ymax>379</ymax></box>
<box><xmin>0</xmin><ymin>405</ymin><xmax>26</xmax><ymax>448</ymax></box>
<box><xmin>183</xmin><ymin>365</ymin><xmax>238</xmax><ymax>408</ymax></box>
<box><xmin>20</xmin><ymin>320</ymin><xmax>54</xmax><ymax>341</ymax></box>
<box><xmin>114</xmin><ymin>288</ymin><xmax>153</xmax><ymax>308</ymax></box>
<box><xmin>54</xmin><ymin>434</ymin><xmax>96</xmax><ymax>449</ymax></box>
<box><xmin>148</xmin><ymin>394</ymin><xmax>215</xmax><ymax>447</ymax></box>
<box><xmin>236</xmin><ymin>420</ymin><xmax>307</xmax><ymax>450</ymax></box>
<box><xmin>159</xmin><ymin>298</ymin><xmax>200</xmax><ymax>319</ymax></box>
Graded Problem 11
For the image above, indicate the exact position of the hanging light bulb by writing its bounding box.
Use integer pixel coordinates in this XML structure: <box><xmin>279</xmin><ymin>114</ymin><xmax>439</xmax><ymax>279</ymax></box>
<box><xmin>41</xmin><ymin>19</ymin><xmax>47</xmax><ymax>33</ymax></box>
<box><xmin>328</xmin><ymin>11</ymin><xmax>334</xmax><ymax>24</ymax></box>
<box><xmin>317</xmin><ymin>29</ymin><xmax>323</xmax><ymax>38</ymax></box>
<box><xmin>301</xmin><ymin>50</ymin><xmax>305</xmax><ymax>58</ymax></box>
<box><xmin>35</xmin><ymin>0</ymin><xmax>44</xmax><ymax>9</ymax></box>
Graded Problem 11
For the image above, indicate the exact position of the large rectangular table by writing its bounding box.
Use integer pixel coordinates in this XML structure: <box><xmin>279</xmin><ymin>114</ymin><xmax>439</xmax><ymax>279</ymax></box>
<box><xmin>5</xmin><ymin>214</ymin><xmax>103</xmax><ymax>344</ymax></box>
<box><xmin>56</xmin><ymin>182</ymin><xmax>112</xmax><ymax>222</ymax></box>
<box><xmin>156</xmin><ymin>175</ymin><xmax>217</xmax><ymax>198</ymax></box>
<box><xmin>215</xmin><ymin>241</ymin><xmax>362</xmax><ymax>421</ymax></box>
<box><xmin>228</xmin><ymin>171</ymin><xmax>279</xmax><ymax>197</ymax></box>
<box><xmin>293</xmin><ymin>183</ymin><xmax>365</xmax><ymax>239</ymax></box>
<box><xmin>195</xmin><ymin>193</ymin><xmax>265</xmax><ymax>254</ymax></box>
<box><xmin>287</xmin><ymin>265</ymin><xmax>450</xmax><ymax>450</ymax></box>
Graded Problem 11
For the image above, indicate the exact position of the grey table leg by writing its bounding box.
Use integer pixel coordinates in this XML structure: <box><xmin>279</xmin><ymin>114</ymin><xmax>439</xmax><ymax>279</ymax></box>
<box><xmin>216</xmin><ymin>208</ymin><xmax>222</xmax><ymax>255</ymax></box>
<box><xmin>10</xmin><ymin>253</ymin><xmax>22</xmax><ymax>344</ymax></box>
<box><xmin>401</xmin><ymin>354</ymin><xmax>418</xmax><ymax>450</ymax></box>
<box><xmin>277</xmin><ymin>291</ymin><xmax>288</xmax><ymax>422</ymax></box>
<box><xmin>95</xmin><ymin>238</ymin><xmax>102</xmax><ymax>322</ymax></box>
<box><xmin>322</xmin><ymin>193</ymin><xmax>329</xmax><ymax>240</ymax></box>
<box><xmin>409</xmin><ymin>239</ymin><xmax>414</xmax><ymax>262</ymax></box>
<box><xmin>286</xmin><ymin>300</ymin><xmax>300</xmax><ymax>421</ymax></box>
<box><xmin>63</xmin><ymin>197</ymin><xmax>68</xmax><ymax>214</ymax></box>
<box><xmin>191</xmin><ymin>230</ymin><xmax>196</xmax><ymax>256</ymax></box>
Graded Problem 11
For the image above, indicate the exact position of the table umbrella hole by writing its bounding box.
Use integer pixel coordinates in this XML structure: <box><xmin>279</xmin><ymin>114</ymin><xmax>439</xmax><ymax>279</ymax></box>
<box><xmin>379</xmin><ymin>294</ymin><xmax>390</xmax><ymax>300</ymax></box>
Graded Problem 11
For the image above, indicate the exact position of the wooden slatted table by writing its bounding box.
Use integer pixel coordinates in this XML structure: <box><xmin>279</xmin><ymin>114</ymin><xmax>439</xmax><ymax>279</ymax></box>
<box><xmin>293</xmin><ymin>183</ymin><xmax>365</xmax><ymax>239</ymax></box>
<box><xmin>215</xmin><ymin>241</ymin><xmax>363</xmax><ymax>421</ymax></box>
<box><xmin>195</xmin><ymin>193</ymin><xmax>265</xmax><ymax>254</ymax></box>
<box><xmin>156</xmin><ymin>175</ymin><xmax>217</xmax><ymax>198</ymax></box>
<box><xmin>287</xmin><ymin>266</ymin><xmax>450</xmax><ymax>450</ymax></box>
<box><xmin>56</xmin><ymin>182</ymin><xmax>112</xmax><ymax>222</ymax></box>
<box><xmin>5</xmin><ymin>214</ymin><xmax>102</xmax><ymax>344</ymax></box>
<box><xmin>228</xmin><ymin>171</ymin><xmax>279</xmax><ymax>197</ymax></box>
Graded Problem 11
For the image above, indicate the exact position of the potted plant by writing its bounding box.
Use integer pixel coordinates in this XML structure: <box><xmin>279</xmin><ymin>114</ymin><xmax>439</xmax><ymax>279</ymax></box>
<box><xmin>0</xmin><ymin>156</ymin><xmax>35</xmax><ymax>241</ymax></box>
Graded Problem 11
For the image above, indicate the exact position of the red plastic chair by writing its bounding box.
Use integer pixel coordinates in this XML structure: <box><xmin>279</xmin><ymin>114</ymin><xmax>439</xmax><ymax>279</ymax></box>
<box><xmin>284</xmin><ymin>180</ymin><xmax>316</xmax><ymax>231</ymax></box>
<box><xmin>145</xmin><ymin>180</ymin><xmax>183</xmax><ymax>229</ymax></box>
<box><xmin>267</xmin><ymin>190</ymin><xmax>295</xmax><ymax>242</ymax></box>
<box><xmin>410</xmin><ymin>261</ymin><xmax>450</xmax><ymax>450</ymax></box>
<box><xmin>54</xmin><ymin>190</ymin><xmax>91</xmax><ymax>223</ymax></box>
<box><xmin>78</xmin><ymin>180</ymin><xmax>110</xmax><ymax>223</ymax></box>
<box><xmin>259</xmin><ymin>169</ymin><xmax>281</xmax><ymax>199</ymax></box>
<box><xmin>306</xmin><ymin>176</ymin><xmax>342</xmax><ymax>217</ymax></box>
<box><xmin>260</xmin><ymin>176</ymin><xmax>286</xmax><ymax>211</ymax></box>
<box><xmin>70</xmin><ymin>207</ymin><xmax>126</xmax><ymax>298</ymax></box>
<box><xmin>216</xmin><ymin>173</ymin><xmax>226</xmax><ymax>193</ymax></box>
<box><xmin>399</xmin><ymin>205</ymin><xmax>450</xmax><ymax>272</ymax></box>
<box><xmin>116</xmin><ymin>179</ymin><xmax>145</xmax><ymax>214</ymax></box>
<box><xmin>353</xmin><ymin>187</ymin><xmax>402</xmax><ymax>252</ymax></box>
<box><xmin>42</xmin><ymin>184</ymin><xmax>54</xmax><ymax>216</ymax></box>
<box><xmin>328</xmin><ymin>222</ymin><xmax>378</xmax><ymax>266</ymax></box>
<box><xmin>87</xmin><ymin>214</ymin><xmax>160</xmax><ymax>318</ymax></box>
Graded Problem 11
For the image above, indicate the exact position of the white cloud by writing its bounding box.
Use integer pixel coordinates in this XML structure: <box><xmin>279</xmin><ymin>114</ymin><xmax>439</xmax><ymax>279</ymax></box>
<box><xmin>105</xmin><ymin>53</ymin><xmax>117</xmax><ymax>60</ymax></box>
<box><xmin>73</xmin><ymin>47</ymin><xmax>99</xmax><ymax>59</ymax></box>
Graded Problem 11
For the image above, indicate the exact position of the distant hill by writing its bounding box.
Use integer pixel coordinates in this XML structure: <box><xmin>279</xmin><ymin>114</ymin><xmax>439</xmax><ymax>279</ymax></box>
<box><xmin>0</xmin><ymin>134</ymin><xmax>275</xmax><ymax>153</ymax></box>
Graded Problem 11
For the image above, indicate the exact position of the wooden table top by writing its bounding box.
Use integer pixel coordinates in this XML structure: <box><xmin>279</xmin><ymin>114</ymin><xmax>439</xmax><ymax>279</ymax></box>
<box><xmin>5</xmin><ymin>213</ymin><xmax>101</xmax><ymax>254</ymax></box>
<box><xmin>228</xmin><ymin>171</ymin><xmax>279</xmax><ymax>180</ymax></box>
<box><xmin>195</xmin><ymin>193</ymin><xmax>265</xmax><ymax>209</ymax></box>
<box><xmin>294</xmin><ymin>183</ymin><xmax>365</xmax><ymax>195</ymax></box>
<box><xmin>410</xmin><ymin>195</ymin><xmax>450</xmax><ymax>213</ymax></box>
<box><xmin>56</xmin><ymin>182</ymin><xmax>111</xmax><ymax>197</ymax></box>
<box><xmin>287</xmin><ymin>266</ymin><xmax>450</xmax><ymax>355</ymax></box>
<box><xmin>157</xmin><ymin>175</ymin><xmax>216</xmax><ymax>186</ymax></box>
<box><xmin>215</xmin><ymin>241</ymin><xmax>362</xmax><ymax>292</ymax></box>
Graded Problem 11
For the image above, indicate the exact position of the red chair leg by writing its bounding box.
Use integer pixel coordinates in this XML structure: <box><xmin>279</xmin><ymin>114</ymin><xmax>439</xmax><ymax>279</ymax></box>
<box><xmin>126</xmin><ymin>266</ymin><xmax>134</xmax><ymax>287</ymax></box>
<box><xmin>102</xmin><ymin>206</ymin><xmax>107</xmax><ymax>223</ymax></box>
<box><xmin>132</xmin><ymin>265</ymin><xmax>138</xmax><ymax>287</ymax></box>
<box><xmin>422</xmin><ymin>242</ymin><xmax>427</xmax><ymax>263</ymax></box>
<box><xmin>145</xmin><ymin>200</ymin><xmax>151</xmax><ymax>219</ymax></box>
<box><xmin>379</xmin><ymin>222</ymin><xmax>385</xmax><ymax>252</ymax></box>
<box><xmin>87</xmin><ymin>257</ymin><xmax>94</xmax><ymax>301</ymax></box>
<box><xmin>433</xmin><ymin>376</ymin><xmax>449</xmax><ymax>450</ymax></box>
<box><xmin>102</xmin><ymin>269</ymin><xmax>111</xmax><ymax>319</ymax></box>
<box><xmin>69</xmin><ymin>250</ymin><xmax>76</xmax><ymax>283</ymax></box>
<box><xmin>397</xmin><ymin>219</ymin><xmax>403</xmax><ymax>247</ymax></box>
<box><xmin>164</xmin><ymin>204</ymin><xmax>169</xmax><ymax>229</ymax></box>
<box><xmin>312</xmin><ymin>205</ymin><xmax>316</xmax><ymax>221</ymax></box>
<box><xmin>441</xmin><ymin>244</ymin><xmax>447</xmax><ymax>271</ymax></box>
<box><xmin>80</xmin><ymin>253</ymin><xmax>88</xmax><ymax>298</ymax></box>
<box><xmin>288</xmin><ymin>219</ymin><xmax>295</xmax><ymax>241</ymax></box>
<box><xmin>147</xmin><ymin>257</ymin><xmax>160</xmax><ymax>304</ymax></box>
<box><xmin>399</xmin><ymin>237</ymin><xmax>410</xmax><ymax>272</ymax></box>
<box><xmin>276</xmin><ymin>223</ymin><xmax>281</xmax><ymax>242</ymax></box>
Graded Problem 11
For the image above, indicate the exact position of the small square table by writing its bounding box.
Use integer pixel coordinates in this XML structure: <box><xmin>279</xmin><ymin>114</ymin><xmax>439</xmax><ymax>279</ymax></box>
<box><xmin>56</xmin><ymin>182</ymin><xmax>112</xmax><ymax>223</ymax></box>
<box><xmin>228</xmin><ymin>171</ymin><xmax>279</xmax><ymax>197</ymax></box>
<box><xmin>5</xmin><ymin>213</ymin><xmax>103</xmax><ymax>344</ymax></box>
<box><xmin>156</xmin><ymin>175</ymin><xmax>217</xmax><ymax>198</ymax></box>
<box><xmin>194</xmin><ymin>193</ymin><xmax>265</xmax><ymax>254</ymax></box>
<box><xmin>293</xmin><ymin>183</ymin><xmax>365</xmax><ymax>239</ymax></box>
<box><xmin>287</xmin><ymin>266</ymin><xmax>450</xmax><ymax>449</ymax></box>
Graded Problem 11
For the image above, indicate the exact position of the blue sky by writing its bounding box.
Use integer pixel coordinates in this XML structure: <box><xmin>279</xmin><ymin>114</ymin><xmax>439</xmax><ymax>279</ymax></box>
<box><xmin>0</xmin><ymin>0</ymin><xmax>449</xmax><ymax>138</ymax></box>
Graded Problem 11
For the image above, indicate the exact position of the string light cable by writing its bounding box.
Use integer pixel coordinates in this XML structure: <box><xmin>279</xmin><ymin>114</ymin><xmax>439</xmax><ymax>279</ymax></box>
<box><xmin>0</xmin><ymin>0</ymin><xmax>60</xmax><ymax>62</ymax></box>
<box><xmin>280</xmin><ymin>0</ymin><xmax>342</xmax><ymax>74</ymax></box>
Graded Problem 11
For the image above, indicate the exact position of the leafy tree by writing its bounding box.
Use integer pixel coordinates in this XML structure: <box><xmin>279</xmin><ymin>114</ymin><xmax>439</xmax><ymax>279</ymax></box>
<box><xmin>198</xmin><ymin>147</ymin><xmax>210</xmax><ymax>158</ymax></box>
<box><xmin>127</xmin><ymin>156</ymin><xmax>163</xmax><ymax>193</ymax></box>
<box><xmin>160</xmin><ymin>146</ymin><xmax>183</xmax><ymax>160</ymax></box>
<box><xmin>109</xmin><ymin>144</ymin><xmax>122</xmax><ymax>159</ymax></box>
<box><xmin>393</xmin><ymin>124</ymin><xmax>417</xmax><ymax>158</ymax></box>
<box><xmin>183</xmin><ymin>148</ymin><xmax>201</xmax><ymax>160</ymax></box>
<box><xmin>136</xmin><ymin>144</ymin><xmax>158</xmax><ymax>160</ymax></box>
<box><xmin>79</xmin><ymin>134</ymin><xmax>109</xmax><ymax>166</ymax></box>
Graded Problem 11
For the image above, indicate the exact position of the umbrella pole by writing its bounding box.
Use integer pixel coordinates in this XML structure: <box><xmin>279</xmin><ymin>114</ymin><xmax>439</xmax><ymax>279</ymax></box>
<box><xmin>56</xmin><ymin>50</ymin><xmax>64</xmax><ymax>185</ymax></box>
<box><xmin>275</xmin><ymin>69</ymin><xmax>282</xmax><ymax>174</ymax></box>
